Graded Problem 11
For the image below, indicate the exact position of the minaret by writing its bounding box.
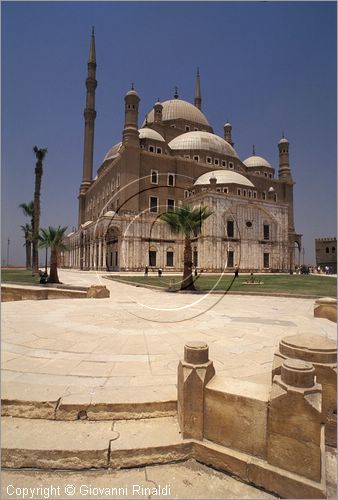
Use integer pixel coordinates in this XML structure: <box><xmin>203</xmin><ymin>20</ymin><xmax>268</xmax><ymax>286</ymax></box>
<box><xmin>278</xmin><ymin>135</ymin><xmax>293</xmax><ymax>183</ymax></box>
<box><xmin>122</xmin><ymin>84</ymin><xmax>140</xmax><ymax>146</ymax></box>
<box><xmin>224</xmin><ymin>122</ymin><xmax>234</xmax><ymax>146</ymax></box>
<box><xmin>153</xmin><ymin>98</ymin><xmax>163</xmax><ymax>123</ymax></box>
<box><xmin>278</xmin><ymin>134</ymin><xmax>296</xmax><ymax>272</ymax></box>
<box><xmin>79</xmin><ymin>28</ymin><xmax>97</xmax><ymax>225</ymax></box>
<box><xmin>194</xmin><ymin>68</ymin><xmax>202</xmax><ymax>110</ymax></box>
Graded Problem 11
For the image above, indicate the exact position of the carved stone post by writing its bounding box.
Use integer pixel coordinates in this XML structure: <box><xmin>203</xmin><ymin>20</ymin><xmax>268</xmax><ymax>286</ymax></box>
<box><xmin>272</xmin><ymin>333</ymin><xmax>337</xmax><ymax>446</ymax></box>
<box><xmin>267</xmin><ymin>358</ymin><xmax>322</xmax><ymax>481</ymax></box>
<box><xmin>177</xmin><ymin>342</ymin><xmax>215</xmax><ymax>440</ymax></box>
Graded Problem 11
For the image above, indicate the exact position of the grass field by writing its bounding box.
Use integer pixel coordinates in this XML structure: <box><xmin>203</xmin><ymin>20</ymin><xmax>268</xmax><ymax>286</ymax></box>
<box><xmin>2</xmin><ymin>268</ymin><xmax>336</xmax><ymax>298</ymax></box>
<box><xmin>2</xmin><ymin>268</ymin><xmax>40</xmax><ymax>285</ymax></box>
<box><xmin>106</xmin><ymin>274</ymin><xmax>337</xmax><ymax>298</ymax></box>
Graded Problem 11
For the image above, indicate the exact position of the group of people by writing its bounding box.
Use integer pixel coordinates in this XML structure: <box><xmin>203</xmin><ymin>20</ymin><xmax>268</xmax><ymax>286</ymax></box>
<box><xmin>144</xmin><ymin>266</ymin><xmax>163</xmax><ymax>277</ymax></box>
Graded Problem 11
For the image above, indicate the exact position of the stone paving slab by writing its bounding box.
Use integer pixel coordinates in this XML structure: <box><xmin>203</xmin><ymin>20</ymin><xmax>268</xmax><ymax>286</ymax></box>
<box><xmin>2</xmin><ymin>270</ymin><xmax>336</xmax><ymax>411</ymax></box>
<box><xmin>1</xmin><ymin>459</ymin><xmax>277</xmax><ymax>499</ymax></box>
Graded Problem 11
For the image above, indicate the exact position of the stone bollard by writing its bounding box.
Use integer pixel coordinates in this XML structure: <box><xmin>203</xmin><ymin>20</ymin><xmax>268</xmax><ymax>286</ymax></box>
<box><xmin>177</xmin><ymin>342</ymin><xmax>215</xmax><ymax>440</ymax></box>
<box><xmin>272</xmin><ymin>333</ymin><xmax>337</xmax><ymax>447</ymax></box>
<box><xmin>86</xmin><ymin>285</ymin><xmax>110</xmax><ymax>298</ymax></box>
<box><xmin>267</xmin><ymin>358</ymin><xmax>322</xmax><ymax>482</ymax></box>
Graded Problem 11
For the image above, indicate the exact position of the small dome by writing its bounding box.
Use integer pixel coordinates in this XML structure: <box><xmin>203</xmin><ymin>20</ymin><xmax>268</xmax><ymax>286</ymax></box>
<box><xmin>125</xmin><ymin>88</ymin><xmax>139</xmax><ymax>98</ymax></box>
<box><xmin>268</xmin><ymin>186</ymin><xmax>275</xmax><ymax>192</ymax></box>
<box><xmin>168</xmin><ymin>131</ymin><xmax>238</xmax><ymax>158</ymax></box>
<box><xmin>194</xmin><ymin>170</ymin><xmax>254</xmax><ymax>187</ymax></box>
<box><xmin>279</xmin><ymin>137</ymin><xmax>289</xmax><ymax>144</ymax></box>
<box><xmin>139</xmin><ymin>128</ymin><xmax>165</xmax><ymax>142</ymax></box>
<box><xmin>143</xmin><ymin>99</ymin><xmax>210</xmax><ymax>127</ymax></box>
<box><xmin>243</xmin><ymin>155</ymin><xmax>273</xmax><ymax>169</ymax></box>
<box><xmin>224</xmin><ymin>122</ymin><xmax>232</xmax><ymax>128</ymax></box>
<box><xmin>103</xmin><ymin>142</ymin><xmax>122</xmax><ymax>162</ymax></box>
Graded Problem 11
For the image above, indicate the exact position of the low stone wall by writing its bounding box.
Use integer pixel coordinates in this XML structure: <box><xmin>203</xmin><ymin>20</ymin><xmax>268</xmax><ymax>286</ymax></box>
<box><xmin>177</xmin><ymin>341</ymin><xmax>330</xmax><ymax>498</ymax></box>
<box><xmin>314</xmin><ymin>297</ymin><xmax>337</xmax><ymax>323</ymax></box>
<box><xmin>1</xmin><ymin>285</ymin><xmax>109</xmax><ymax>302</ymax></box>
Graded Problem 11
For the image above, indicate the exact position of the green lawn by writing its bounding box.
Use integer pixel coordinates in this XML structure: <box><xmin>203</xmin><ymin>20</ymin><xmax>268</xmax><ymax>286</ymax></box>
<box><xmin>106</xmin><ymin>274</ymin><xmax>337</xmax><ymax>298</ymax></box>
<box><xmin>2</xmin><ymin>268</ymin><xmax>40</xmax><ymax>285</ymax></box>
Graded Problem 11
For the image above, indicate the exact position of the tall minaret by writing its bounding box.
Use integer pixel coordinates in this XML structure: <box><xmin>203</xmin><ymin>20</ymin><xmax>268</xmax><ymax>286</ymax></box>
<box><xmin>122</xmin><ymin>84</ymin><xmax>140</xmax><ymax>146</ymax></box>
<box><xmin>79</xmin><ymin>28</ymin><xmax>97</xmax><ymax>225</ymax></box>
<box><xmin>278</xmin><ymin>135</ymin><xmax>293</xmax><ymax>183</ymax></box>
<box><xmin>224</xmin><ymin>122</ymin><xmax>234</xmax><ymax>147</ymax></box>
<box><xmin>194</xmin><ymin>68</ymin><xmax>202</xmax><ymax>110</ymax></box>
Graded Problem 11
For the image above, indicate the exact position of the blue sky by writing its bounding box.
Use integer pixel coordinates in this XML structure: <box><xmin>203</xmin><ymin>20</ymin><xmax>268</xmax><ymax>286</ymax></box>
<box><xmin>2</xmin><ymin>1</ymin><xmax>337</xmax><ymax>266</ymax></box>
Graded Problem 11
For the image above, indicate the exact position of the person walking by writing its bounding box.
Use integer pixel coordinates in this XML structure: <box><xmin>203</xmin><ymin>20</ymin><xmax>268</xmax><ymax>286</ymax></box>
<box><xmin>144</xmin><ymin>265</ymin><xmax>148</xmax><ymax>276</ymax></box>
<box><xmin>234</xmin><ymin>264</ymin><xmax>239</xmax><ymax>278</ymax></box>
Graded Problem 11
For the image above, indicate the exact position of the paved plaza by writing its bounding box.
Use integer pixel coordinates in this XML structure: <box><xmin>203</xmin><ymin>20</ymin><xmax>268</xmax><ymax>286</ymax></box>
<box><xmin>2</xmin><ymin>269</ymin><xmax>336</xmax><ymax>406</ymax></box>
<box><xmin>1</xmin><ymin>270</ymin><xmax>337</xmax><ymax>499</ymax></box>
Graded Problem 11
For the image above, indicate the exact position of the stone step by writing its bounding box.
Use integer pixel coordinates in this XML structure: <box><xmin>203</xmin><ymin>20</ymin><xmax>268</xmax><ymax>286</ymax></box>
<box><xmin>1</xmin><ymin>382</ymin><xmax>177</xmax><ymax>420</ymax></box>
<box><xmin>1</xmin><ymin>416</ymin><xmax>330</xmax><ymax>498</ymax></box>
<box><xmin>1</xmin><ymin>416</ymin><xmax>188</xmax><ymax>470</ymax></box>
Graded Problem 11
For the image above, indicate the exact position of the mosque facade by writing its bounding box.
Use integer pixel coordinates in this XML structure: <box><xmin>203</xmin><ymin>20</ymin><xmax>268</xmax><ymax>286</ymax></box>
<box><xmin>64</xmin><ymin>31</ymin><xmax>302</xmax><ymax>273</ymax></box>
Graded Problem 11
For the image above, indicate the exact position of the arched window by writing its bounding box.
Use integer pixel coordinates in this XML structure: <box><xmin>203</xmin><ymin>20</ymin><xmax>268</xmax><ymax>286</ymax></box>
<box><xmin>167</xmin><ymin>174</ymin><xmax>175</xmax><ymax>186</ymax></box>
<box><xmin>227</xmin><ymin>219</ymin><xmax>234</xmax><ymax>238</ymax></box>
<box><xmin>326</xmin><ymin>247</ymin><xmax>329</xmax><ymax>253</ymax></box>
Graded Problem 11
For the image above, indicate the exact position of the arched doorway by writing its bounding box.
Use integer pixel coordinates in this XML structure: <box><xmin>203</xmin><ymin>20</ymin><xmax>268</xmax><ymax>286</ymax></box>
<box><xmin>106</xmin><ymin>227</ymin><xmax>120</xmax><ymax>271</ymax></box>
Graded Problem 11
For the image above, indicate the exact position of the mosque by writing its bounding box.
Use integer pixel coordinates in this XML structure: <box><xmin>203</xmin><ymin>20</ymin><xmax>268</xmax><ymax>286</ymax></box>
<box><xmin>64</xmin><ymin>31</ymin><xmax>302</xmax><ymax>273</ymax></box>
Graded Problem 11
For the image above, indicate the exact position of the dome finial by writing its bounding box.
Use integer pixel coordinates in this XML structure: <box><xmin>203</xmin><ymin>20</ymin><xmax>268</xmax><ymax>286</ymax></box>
<box><xmin>174</xmin><ymin>86</ymin><xmax>179</xmax><ymax>99</ymax></box>
<box><xmin>145</xmin><ymin>115</ymin><xmax>148</xmax><ymax>127</ymax></box>
<box><xmin>131</xmin><ymin>82</ymin><xmax>134</xmax><ymax>90</ymax></box>
<box><xmin>252</xmin><ymin>144</ymin><xmax>256</xmax><ymax>155</ymax></box>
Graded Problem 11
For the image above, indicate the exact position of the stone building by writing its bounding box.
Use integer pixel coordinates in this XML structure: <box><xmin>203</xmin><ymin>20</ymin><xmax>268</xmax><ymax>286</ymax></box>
<box><xmin>64</xmin><ymin>31</ymin><xmax>302</xmax><ymax>272</ymax></box>
<box><xmin>315</xmin><ymin>238</ymin><xmax>337</xmax><ymax>273</ymax></box>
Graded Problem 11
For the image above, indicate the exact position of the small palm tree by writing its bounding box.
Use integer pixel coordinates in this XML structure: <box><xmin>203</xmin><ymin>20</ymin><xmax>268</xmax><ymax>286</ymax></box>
<box><xmin>160</xmin><ymin>205</ymin><xmax>212</xmax><ymax>290</ymax></box>
<box><xmin>39</xmin><ymin>226</ymin><xmax>68</xmax><ymax>284</ymax></box>
<box><xmin>32</xmin><ymin>146</ymin><xmax>48</xmax><ymax>274</ymax></box>
<box><xmin>19</xmin><ymin>201</ymin><xmax>34</xmax><ymax>269</ymax></box>
<box><xmin>20</xmin><ymin>223</ymin><xmax>32</xmax><ymax>269</ymax></box>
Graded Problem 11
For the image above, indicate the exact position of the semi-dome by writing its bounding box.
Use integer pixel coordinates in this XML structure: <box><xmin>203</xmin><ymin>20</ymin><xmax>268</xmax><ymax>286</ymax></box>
<box><xmin>103</xmin><ymin>142</ymin><xmax>122</xmax><ymax>162</ymax></box>
<box><xmin>194</xmin><ymin>170</ymin><xmax>254</xmax><ymax>187</ymax></box>
<box><xmin>243</xmin><ymin>155</ymin><xmax>273</xmax><ymax>169</ymax></box>
<box><xmin>168</xmin><ymin>131</ymin><xmax>238</xmax><ymax>158</ymax></box>
<box><xmin>143</xmin><ymin>99</ymin><xmax>210</xmax><ymax>127</ymax></box>
<box><xmin>139</xmin><ymin>128</ymin><xmax>165</xmax><ymax>142</ymax></box>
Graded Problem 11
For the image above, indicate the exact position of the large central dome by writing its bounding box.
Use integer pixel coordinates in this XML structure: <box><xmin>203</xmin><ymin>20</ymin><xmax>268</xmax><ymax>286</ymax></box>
<box><xmin>144</xmin><ymin>99</ymin><xmax>210</xmax><ymax>126</ymax></box>
<box><xmin>168</xmin><ymin>131</ymin><xmax>239</xmax><ymax>158</ymax></box>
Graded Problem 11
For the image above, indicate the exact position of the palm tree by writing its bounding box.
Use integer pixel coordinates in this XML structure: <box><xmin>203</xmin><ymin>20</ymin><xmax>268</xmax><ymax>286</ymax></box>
<box><xmin>160</xmin><ymin>205</ymin><xmax>212</xmax><ymax>291</ymax></box>
<box><xmin>20</xmin><ymin>223</ymin><xmax>32</xmax><ymax>269</ymax></box>
<box><xmin>19</xmin><ymin>201</ymin><xmax>34</xmax><ymax>269</ymax></box>
<box><xmin>39</xmin><ymin>226</ymin><xmax>68</xmax><ymax>284</ymax></box>
<box><xmin>32</xmin><ymin>146</ymin><xmax>48</xmax><ymax>274</ymax></box>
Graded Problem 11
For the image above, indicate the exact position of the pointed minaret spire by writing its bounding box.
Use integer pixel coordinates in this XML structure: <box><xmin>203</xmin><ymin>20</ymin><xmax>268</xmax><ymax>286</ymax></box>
<box><xmin>194</xmin><ymin>67</ymin><xmax>202</xmax><ymax>110</ymax></box>
<box><xmin>89</xmin><ymin>27</ymin><xmax>96</xmax><ymax>63</ymax></box>
<box><xmin>79</xmin><ymin>29</ymin><xmax>97</xmax><ymax>225</ymax></box>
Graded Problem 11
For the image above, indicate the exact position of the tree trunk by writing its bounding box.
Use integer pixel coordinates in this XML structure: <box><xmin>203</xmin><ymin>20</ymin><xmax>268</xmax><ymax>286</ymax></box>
<box><xmin>45</xmin><ymin>248</ymin><xmax>48</xmax><ymax>275</ymax></box>
<box><xmin>47</xmin><ymin>249</ymin><xmax>60</xmax><ymax>284</ymax></box>
<box><xmin>32</xmin><ymin>162</ymin><xmax>42</xmax><ymax>274</ymax></box>
<box><xmin>25</xmin><ymin>240</ymin><xmax>31</xmax><ymax>269</ymax></box>
<box><xmin>181</xmin><ymin>235</ymin><xmax>196</xmax><ymax>291</ymax></box>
